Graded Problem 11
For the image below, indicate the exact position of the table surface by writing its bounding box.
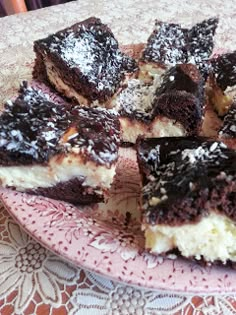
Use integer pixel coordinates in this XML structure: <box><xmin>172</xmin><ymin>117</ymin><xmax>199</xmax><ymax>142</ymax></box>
<box><xmin>0</xmin><ymin>1</ymin><xmax>236</xmax><ymax>314</ymax></box>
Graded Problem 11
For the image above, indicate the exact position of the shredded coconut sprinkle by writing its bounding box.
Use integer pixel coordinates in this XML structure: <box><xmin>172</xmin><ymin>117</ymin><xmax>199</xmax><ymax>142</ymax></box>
<box><xmin>42</xmin><ymin>18</ymin><xmax>137</xmax><ymax>101</ymax></box>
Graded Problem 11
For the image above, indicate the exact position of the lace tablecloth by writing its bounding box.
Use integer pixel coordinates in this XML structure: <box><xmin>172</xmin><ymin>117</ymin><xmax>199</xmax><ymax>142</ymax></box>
<box><xmin>1</xmin><ymin>1</ymin><xmax>236</xmax><ymax>314</ymax></box>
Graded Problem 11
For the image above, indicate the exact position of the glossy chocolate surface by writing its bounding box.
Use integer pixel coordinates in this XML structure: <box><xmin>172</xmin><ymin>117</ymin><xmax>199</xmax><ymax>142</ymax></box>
<box><xmin>0</xmin><ymin>82</ymin><xmax>69</xmax><ymax>165</ymax></box>
<box><xmin>156</xmin><ymin>64</ymin><xmax>204</xmax><ymax>100</ymax></box>
<box><xmin>0</xmin><ymin>83</ymin><xmax>120</xmax><ymax>166</ymax></box>
<box><xmin>211</xmin><ymin>51</ymin><xmax>236</xmax><ymax>90</ymax></box>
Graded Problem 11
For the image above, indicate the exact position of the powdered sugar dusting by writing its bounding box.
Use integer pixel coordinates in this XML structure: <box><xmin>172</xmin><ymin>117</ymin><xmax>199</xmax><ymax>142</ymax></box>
<box><xmin>52</xmin><ymin>30</ymin><xmax>124</xmax><ymax>93</ymax></box>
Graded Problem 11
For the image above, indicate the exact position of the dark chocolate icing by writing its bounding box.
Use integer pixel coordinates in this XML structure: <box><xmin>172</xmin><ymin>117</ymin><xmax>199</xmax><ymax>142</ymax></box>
<box><xmin>0</xmin><ymin>82</ymin><xmax>120</xmax><ymax>166</ymax></box>
<box><xmin>211</xmin><ymin>51</ymin><xmax>236</xmax><ymax>91</ymax></box>
<box><xmin>65</xmin><ymin>106</ymin><xmax>120</xmax><ymax>165</ymax></box>
<box><xmin>137</xmin><ymin>137</ymin><xmax>236</xmax><ymax>226</ymax></box>
<box><xmin>142</xmin><ymin>21</ymin><xmax>188</xmax><ymax>65</ymax></box>
<box><xmin>34</xmin><ymin>17</ymin><xmax>137</xmax><ymax>103</ymax></box>
<box><xmin>188</xmin><ymin>18</ymin><xmax>218</xmax><ymax>77</ymax></box>
<box><xmin>156</xmin><ymin>64</ymin><xmax>204</xmax><ymax>101</ymax></box>
<box><xmin>219</xmin><ymin>103</ymin><xmax>236</xmax><ymax>139</ymax></box>
<box><xmin>142</xmin><ymin>17</ymin><xmax>218</xmax><ymax>77</ymax></box>
<box><xmin>0</xmin><ymin>82</ymin><xmax>69</xmax><ymax>165</ymax></box>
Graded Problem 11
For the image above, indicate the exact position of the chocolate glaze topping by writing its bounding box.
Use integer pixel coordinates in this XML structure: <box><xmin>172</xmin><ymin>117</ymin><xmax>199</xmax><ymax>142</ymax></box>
<box><xmin>211</xmin><ymin>51</ymin><xmax>236</xmax><ymax>91</ymax></box>
<box><xmin>142</xmin><ymin>18</ymin><xmax>218</xmax><ymax>77</ymax></box>
<box><xmin>0</xmin><ymin>82</ymin><xmax>120</xmax><ymax>166</ymax></box>
<box><xmin>65</xmin><ymin>106</ymin><xmax>120</xmax><ymax>165</ymax></box>
<box><xmin>137</xmin><ymin>137</ymin><xmax>236</xmax><ymax>226</ymax></box>
<box><xmin>142</xmin><ymin>21</ymin><xmax>188</xmax><ymax>65</ymax></box>
<box><xmin>188</xmin><ymin>18</ymin><xmax>218</xmax><ymax>77</ymax></box>
<box><xmin>0</xmin><ymin>82</ymin><xmax>69</xmax><ymax>165</ymax></box>
<box><xmin>34</xmin><ymin>17</ymin><xmax>137</xmax><ymax>102</ymax></box>
<box><xmin>219</xmin><ymin>103</ymin><xmax>236</xmax><ymax>138</ymax></box>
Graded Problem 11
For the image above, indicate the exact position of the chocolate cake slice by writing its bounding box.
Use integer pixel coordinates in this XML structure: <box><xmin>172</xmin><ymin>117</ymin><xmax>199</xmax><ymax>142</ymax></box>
<box><xmin>0</xmin><ymin>83</ymin><xmax>120</xmax><ymax>204</ymax></box>
<box><xmin>33</xmin><ymin>17</ymin><xmax>137</xmax><ymax>106</ymax></box>
<box><xmin>115</xmin><ymin>63</ymin><xmax>204</xmax><ymax>143</ymax></box>
<box><xmin>219</xmin><ymin>102</ymin><xmax>236</xmax><ymax>149</ymax></box>
<box><xmin>142</xmin><ymin>21</ymin><xmax>188</xmax><ymax>66</ymax></box>
<box><xmin>209</xmin><ymin>51</ymin><xmax>236</xmax><ymax>116</ymax></box>
<box><xmin>137</xmin><ymin>137</ymin><xmax>236</xmax><ymax>264</ymax></box>
<box><xmin>142</xmin><ymin>17</ymin><xmax>218</xmax><ymax>77</ymax></box>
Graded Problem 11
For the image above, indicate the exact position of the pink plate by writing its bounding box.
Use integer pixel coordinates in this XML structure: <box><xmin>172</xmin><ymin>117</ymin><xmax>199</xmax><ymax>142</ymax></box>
<box><xmin>0</xmin><ymin>76</ymin><xmax>235</xmax><ymax>294</ymax></box>
<box><xmin>1</xmin><ymin>147</ymin><xmax>236</xmax><ymax>294</ymax></box>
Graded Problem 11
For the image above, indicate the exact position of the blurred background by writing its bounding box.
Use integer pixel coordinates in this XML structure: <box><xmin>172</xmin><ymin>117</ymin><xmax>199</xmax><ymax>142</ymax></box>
<box><xmin>0</xmin><ymin>0</ymin><xmax>74</xmax><ymax>16</ymax></box>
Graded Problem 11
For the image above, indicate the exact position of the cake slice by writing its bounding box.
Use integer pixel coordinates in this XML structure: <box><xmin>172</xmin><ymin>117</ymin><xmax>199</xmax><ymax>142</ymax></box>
<box><xmin>137</xmin><ymin>137</ymin><xmax>236</xmax><ymax>264</ymax></box>
<box><xmin>115</xmin><ymin>63</ymin><xmax>204</xmax><ymax>143</ymax></box>
<box><xmin>142</xmin><ymin>21</ymin><xmax>188</xmax><ymax>66</ymax></box>
<box><xmin>142</xmin><ymin>17</ymin><xmax>218</xmax><ymax>77</ymax></box>
<box><xmin>219</xmin><ymin>102</ymin><xmax>236</xmax><ymax>149</ymax></box>
<box><xmin>33</xmin><ymin>17</ymin><xmax>137</xmax><ymax>106</ymax></box>
<box><xmin>209</xmin><ymin>51</ymin><xmax>236</xmax><ymax>116</ymax></box>
<box><xmin>187</xmin><ymin>17</ymin><xmax>219</xmax><ymax>77</ymax></box>
<box><xmin>0</xmin><ymin>83</ymin><xmax>120</xmax><ymax>204</ymax></box>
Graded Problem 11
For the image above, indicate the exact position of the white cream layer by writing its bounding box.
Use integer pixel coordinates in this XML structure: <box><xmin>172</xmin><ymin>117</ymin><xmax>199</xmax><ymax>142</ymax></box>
<box><xmin>0</xmin><ymin>153</ymin><xmax>115</xmax><ymax>191</ymax></box>
<box><xmin>143</xmin><ymin>212</ymin><xmax>236</xmax><ymax>263</ymax></box>
<box><xmin>45</xmin><ymin>60</ymin><xmax>90</xmax><ymax>105</ymax></box>
<box><xmin>120</xmin><ymin>117</ymin><xmax>186</xmax><ymax>143</ymax></box>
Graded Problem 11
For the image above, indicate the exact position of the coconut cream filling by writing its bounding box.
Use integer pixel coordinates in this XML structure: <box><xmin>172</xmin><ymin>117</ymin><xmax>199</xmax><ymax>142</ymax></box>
<box><xmin>45</xmin><ymin>60</ymin><xmax>91</xmax><ymax>105</ymax></box>
<box><xmin>120</xmin><ymin>117</ymin><xmax>186</xmax><ymax>143</ymax></box>
<box><xmin>143</xmin><ymin>212</ymin><xmax>236</xmax><ymax>263</ymax></box>
<box><xmin>0</xmin><ymin>153</ymin><xmax>116</xmax><ymax>191</ymax></box>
